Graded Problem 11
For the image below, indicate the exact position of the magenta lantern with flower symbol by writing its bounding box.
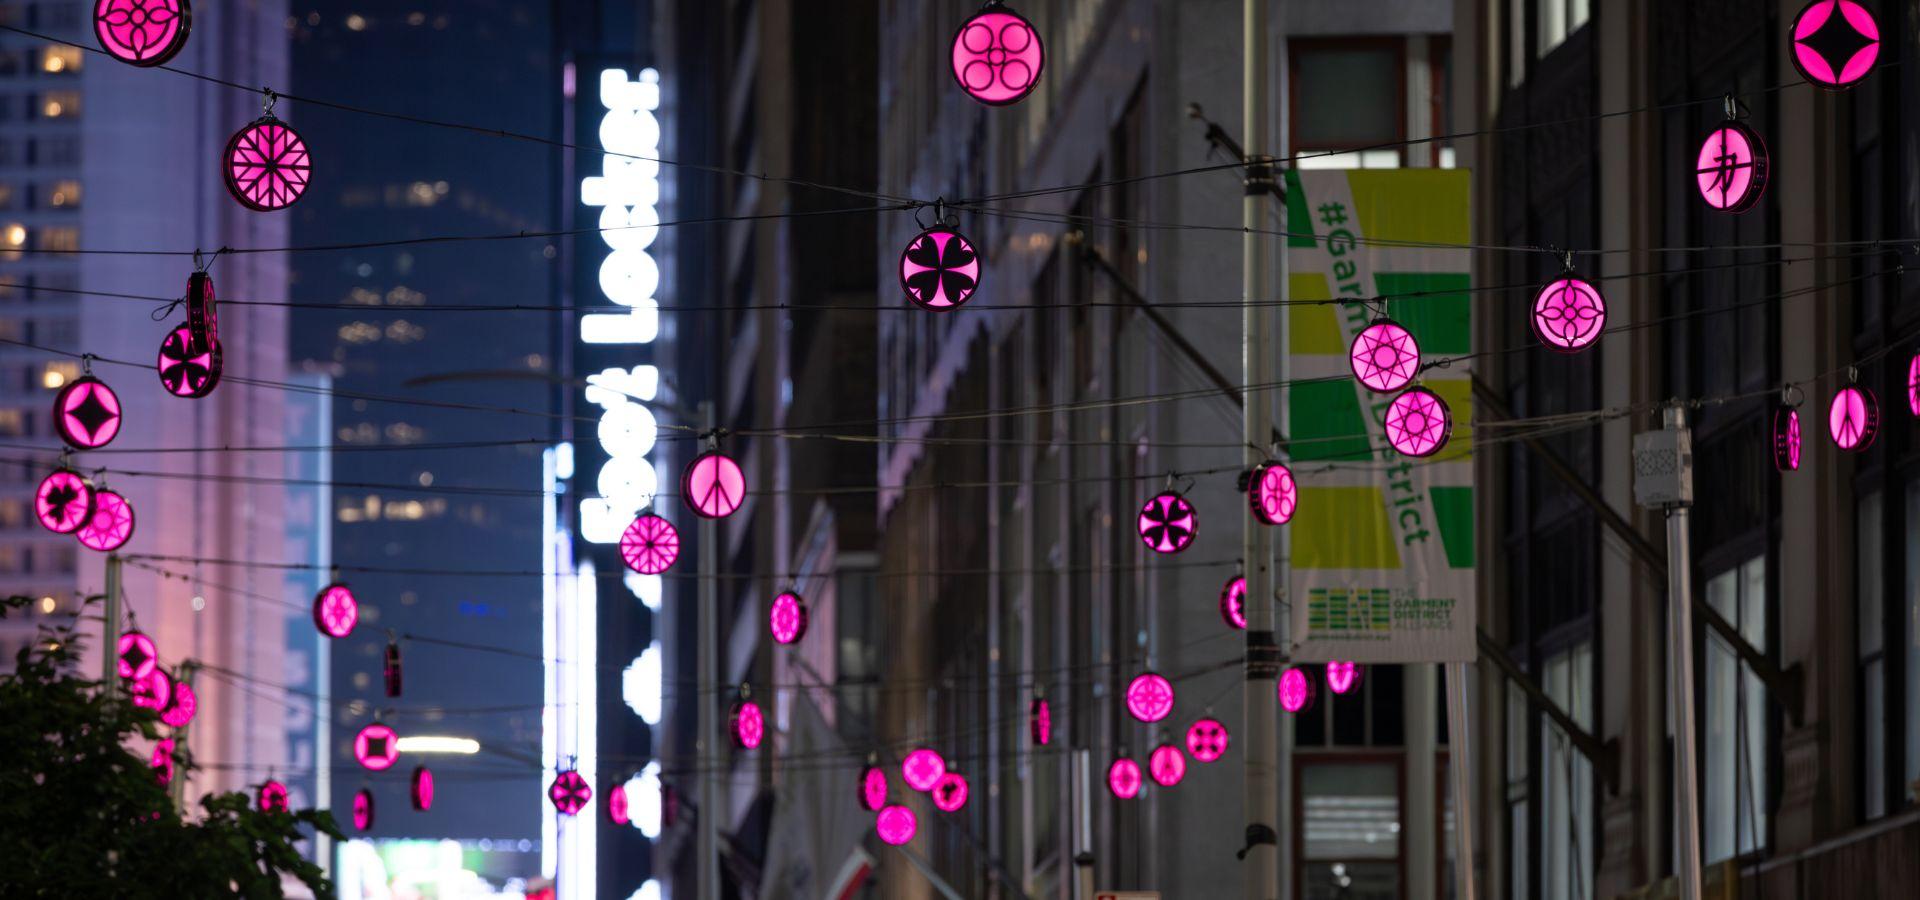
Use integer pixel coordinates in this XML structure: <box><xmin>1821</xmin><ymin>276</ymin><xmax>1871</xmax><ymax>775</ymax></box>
<box><xmin>351</xmin><ymin>790</ymin><xmax>373</xmax><ymax>831</ymax></box>
<box><xmin>902</xmin><ymin>748</ymin><xmax>947</xmax><ymax>792</ymax></box>
<box><xmin>75</xmin><ymin>489</ymin><xmax>135</xmax><ymax>553</ymax></box>
<box><xmin>95</xmin><ymin>0</ymin><xmax>192</xmax><ymax>66</ymax></box>
<box><xmin>1326</xmin><ymin>661</ymin><xmax>1362</xmax><ymax>696</ymax></box>
<box><xmin>354</xmin><ymin>722</ymin><xmax>399</xmax><ymax>772</ymax></box>
<box><xmin>769</xmin><ymin>591</ymin><xmax>808</xmax><ymax>645</ymax></box>
<box><xmin>1773</xmin><ymin>405</ymin><xmax>1802</xmax><ymax>472</ymax></box>
<box><xmin>932</xmin><ymin>772</ymin><xmax>969</xmax><ymax>812</ymax></box>
<box><xmin>36</xmin><ymin>469</ymin><xmax>94</xmax><ymax>535</ymax></box>
<box><xmin>157</xmin><ymin>326</ymin><xmax>223</xmax><ymax>399</ymax></box>
<box><xmin>731</xmin><ymin>699</ymin><xmax>765</xmax><ymax>750</ymax></box>
<box><xmin>1030</xmin><ymin>697</ymin><xmax>1051</xmax><ymax>746</ymax></box>
<box><xmin>1791</xmin><ymin>0</ymin><xmax>1880</xmax><ymax>90</ymax></box>
<box><xmin>151</xmin><ymin>738</ymin><xmax>176</xmax><ymax>786</ymax></box>
<box><xmin>185</xmin><ymin>270</ymin><xmax>217</xmax><ymax>356</ymax></box>
<box><xmin>608</xmin><ymin>782</ymin><xmax>629</xmax><ymax>825</ymax></box>
<box><xmin>1829</xmin><ymin>386</ymin><xmax>1879</xmax><ymax>451</ymax></box>
<box><xmin>1137</xmin><ymin>490</ymin><xmax>1198</xmax><ymax>555</ymax></box>
<box><xmin>225</xmin><ymin>115</ymin><xmax>311</xmax><ymax>211</ymax></box>
<box><xmin>1385</xmin><ymin>387</ymin><xmax>1453</xmax><ymax>458</ymax></box>
<box><xmin>1125</xmin><ymin>671</ymin><xmax>1175</xmax><ymax>724</ymax></box>
<box><xmin>1246</xmin><ymin>460</ymin><xmax>1297</xmax><ymax>526</ymax></box>
<box><xmin>1149</xmin><ymin>744</ymin><xmax>1187</xmax><ymax>788</ymax></box>
<box><xmin>1696</xmin><ymin>123</ymin><xmax>1770</xmax><ymax>213</ymax></box>
<box><xmin>1350</xmin><ymin>319</ymin><xmax>1421</xmax><ymax>393</ymax></box>
<box><xmin>131</xmin><ymin>666</ymin><xmax>172</xmax><ymax>711</ymax></box>
<box><xmin>53</xmin><ymin>376</ymin><xmax>123</xmax><ymax>450</ymax></box>
<box><xmin>258</xmin><ymin>780</ymin><xmax>290</xmax><ymax>813</ymax></box>
<box><xmin>620</xmin><ymin>513</ymin><xmax>680</xmax><ymax>574</ymax></box>
<box><xmin>876</xmin><ymin>805</ymin><xmax>918</xmax><ymax>846</ymax></box>
<box><xmin>861</xmin><ymin>766</ymin><xmax>888</xmax><ymax>812</ymax></box>
<box><xmin>312</xmin><ymin>583</ymin><xmax>359</xmax><ymax>639</ymax></box>
<box><xmin>411</xmin><ymin>766</ymin><xmax>434</xmax><ymax>811</ymax></box>
<box><xmin>160</xmin><ymin>678</ymin><xmax>196</xmax><ymax>728</ymax></box>
<box><xmin>549</xmin><ymin>769</ymin><xmax>591</xmax><ymax>816</ymax></box>
<box><xmin>117</xmin><ymin>630</ymin><xmax>158</xmax><ymax>681</ymax></box>
<box><xmin>1186</xmin><ymin>718</ymin><xmax>1230</xmax><ymax>763</ymax></box>
<box><xmin>899</xmin><ymin>226</ymin><xmax>981</xmax><ymax>311</ymax></box>
<box><xmin>950</xmin><ymin>2</ymin><xmax>1044</xmax><ymax>106</ymax></box>
<box><xmin>1278</xmin><ymin>667</ymin><xmax>1316</xmax><ymax>713</ymax></box>
<box><xmin>1108</xmin><ymin>757</ymin><xmax>1143</xmax><ymax>799</ymax></box>
<box><xmin>1219</xmin><ymin>575</ymin><xmax>1248</xmax><ymax>631</ymax></box>
<box><xmin>682</xmin><ymin>450</ymin><xmax>745</xmax><ymax>519</ymax></box>
<box><xmin>1532</xmin><ymin>277</ymin><xmax>1608</xmax><ymax>353</ymax></box>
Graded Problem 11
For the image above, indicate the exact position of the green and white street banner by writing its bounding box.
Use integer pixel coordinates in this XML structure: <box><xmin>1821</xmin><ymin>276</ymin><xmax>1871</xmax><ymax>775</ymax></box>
<box><xmin>1284</xmin><ymin>169</ymin><xmax>1475</xmax><ymax>664</ymax></box>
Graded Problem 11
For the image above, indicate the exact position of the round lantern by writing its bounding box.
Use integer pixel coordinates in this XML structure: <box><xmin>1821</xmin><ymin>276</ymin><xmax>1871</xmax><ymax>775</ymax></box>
<box><xmin>312</xmin><ymin>583</ymin><xmax>359</xmax><ymax>639</ymax></box>
<box><xmin>1148</xmin><ymin>744</ymin><xmax>1187</xmax><ymax>788</ymax></box>
<box><xmin>1278</xmin><ymin>666</ymin><xmax>1316</xmax><ymax>713</ymax></box>
<box><xmin>769</xmin><ymin>591</ymin><xmax>808</xmax><ymax>645</ymax></box>
<box><xmin>351</xmin><ymin>789</ymin><xmax>374</xmax><ymax>831</ymax></box>
<box><xmin>682</xmin><ymin>450</ymin><xmax>745</xmax><ymax>519</ymax></box>
<box><xmin>1908</xmin><ymin>353</ymin><xmax>1920</xmax><ymax>415</ymax></box>
<box><xmin>1246</xmin><ymin>460</ymin><xmax>1297</xmax><ymax>526</ymax></box>
<box><xmin>620</xmin><ymin>513</ymin><xmax>680</xmax><ymax>574</ymax></box>
<box><xmin>1186</xmin><ymin>717</ymin><xmax>1230</xmax><ymax>763</ymax></box>
<box><xmin>932</xmin><ymin>772</ymin><xmax>969</xmax><ymax>812</ymax></box>
<box><xmin>1829</xmin><ymin>385</ymin><xmax>1879</xmax><ymax>451</ymax></box>
<box><xmin>116</xmin><ymin>630</ymin><xmax>158</xmax><ymax>681</ymax></box>
<box><xmin>730</xmin><ymin>697</ymin><xmax>765</xmax><ymax>750</ymax></box>
<box><xmin>1326</xmin><ymin>661</ymin><xmax>1362</xmax><ymax>696</ymax></box>
<box><xmin>384</xmin><ymin>640</ymin><xmax>403</xmax><ymax>698</ymax></box>
<box><xmin>224</xmin><ymin>115</ymin><xmax>311</xmax><ymax>211</ymax></box>
<box><xmin>257</xmin><ymin>780</ymin><xmax>290</xmax><ymax>813</ymax></box>
<box><xmin>902</xmin><ymin>748</ymin><xmax>947</xmax><ymax>792</ymax></box>
<box><xmin>151</xmin><ymin>738</ymin><xmax>176</xmax><ymax>786</ymax></box>
<box><xmin>159</xmin><ymin>678</ymin><xmax>196</xmax><ymax>728</ymax></box>
<box><xmin>1531</xmin><ymin>276</ymin><xmax>1607</xmax><ymax>353</ymax></box>
<box><xmin>94</xmin><ymin>0</ymin><xmax>192</xmax><ymax>67</ymax></box>
<box><xmin>1695</xmin><ymin>122</ymin><xmax>1770</xmax><ymax>213</ymax></box>
<box><xmin>1350</xmin><ymin>318</ymin><xmax>1421</xmax><ymax>393</ymax></box>
<box><xmin>36</xmin><ymin>469</ymin><xmax>94</xmax><ymax>534</ymax></box>
<box><xmin>607</xmin><ymin>782</ymin><xmax>629</xmax><ymax>825</ymax></box>
<box><xmin>354</xmin><ymin>722</ymin><xmax>399</xmax><ymax>772</ymax></box>
<box><xmin>950</xmin><ymin>2</ymin><xmax>1044</xmax><ymax>106</ymax></box>
<box><xmin>1385</xmin><ymin>387</ymin><xmax>1453</xmax><ymax>458</ymax></box>
<box><xmin>1219</xmin><ymin>575</ymin><xmax>1248</xmax><ymax>631</ymax></box>
<box><xmin>1773</xmin><ymin>405</ymin><xmax>1802</xmax><ymax>472</ymax></box>
<box><xmin>1107</xmin><ymin>756</ymin><xmax>1143</xmax><ymax>799</ymax></box>
<box><xmin>876</xmin><ymin>805</ymin><xmax>918</xmax><ymax>846</ymax></box>
<box><xmin>185</xmin><ymin>270</ymin><xmax>217</xmax><ymax>356</ymax></box>
<box><xmin>860</xmin><ymin>765</ymin><xmax>888</xmax><ymax>812</ymax></box>
<box><xmin>899</xmin><ymin>225</ymin><xmax>981</xmax><ymax>311</ymax></box>
<box><xmin>1029</xmin><ymin>696</ymin><xmax>1052</xmax><ymax>746</ymax></box>
<box><xmin>1790</xmin><ymin>0</ymin><xmax>1880</xmax><ymax>90</ymax></box>
<box><xmin>130</xmin><ymin>666</ymin><xmax>172</xmax><ymax>711</ymax></box>
<box><xmin>1124</xmin><ymin>671</ymin><xmax>1175</xmax><ymax>724</ymax></box>
<box><xmin>1137</xmin><ymin>490</ymin><xmax>1198</xmax><ymax>554</ymax></box>
<box><xmin>52</xmin><ymin>375</ymin><xmax>123</xmax><ymax>449</ymax></box>
<box><xmin>411</xmin><ymin>766</ymin><xmax>434</xmax><ymax>811</ymax></box>
<box><xmin>157</xmin><ymin>325</ymin><xmax>222</xmax><ymax>399</ymax></box>
<box><xmin>548</xmin><ymin>769</ymin><xmax>592</xmax><ymax>816</ymax></box>
<box><xmin>75</xmin><ymin>489</ymin><xmax>135</xmax><ymax>552</ymax></box>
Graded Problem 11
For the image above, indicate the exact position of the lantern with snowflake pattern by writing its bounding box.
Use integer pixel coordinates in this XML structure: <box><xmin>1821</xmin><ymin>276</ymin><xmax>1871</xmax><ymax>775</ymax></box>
<box><xmin>621</xmin><ymin>513</ymin><xmax>680</xmax><ymax>574</ymax></box>
<box><xmin>225</xmin><ymin>115</ymin><xmax>311</xmax><ymax>211</ymax></box>
<box><xmin>769</xmin><ymin>591</ymin><xmax>808</xmax><ymax>645</ymax></box>
<box><xmin>730</xmin><ymin>694</ymin><xmax>765</xmax><ymax>750</ymax></box>
<box><xmin>1108</xmin><ymin>756</ymin><xmax>1143</xmax><ymax>799</ymax></box>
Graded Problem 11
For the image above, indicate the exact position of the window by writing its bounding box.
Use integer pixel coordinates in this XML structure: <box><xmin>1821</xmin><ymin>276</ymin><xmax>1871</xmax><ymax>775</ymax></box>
<box><xmin>45</xmin><ymin>180</ymin><xmax>78</xmax><ymax>209</ymax></box>
<box><xmin>1540</xmin><ymin>642</ymin><xmax>1594</xmax><ymax>900</ymax></box>
<box><xmin>38</xmin><ymin>46</ymin><xmax>78</xmax><ymax>74</ymax></box>
<box><xmin>1301</xmin><ymin>762</ymin><xmax>1400</xmax><ymax>900</ymax></box>
<box><xmin>1904</xmin><ymin>484</ymin><xmax>1920</xmax><ymax>807</ymax></box>
<box><xmin>1860</xmin><ymin>490</ymin><xmax>1887</xmax><ymax>818</ymax></box>
<box><xmin>1292</xmin><ymin>40</ymin><xmax>1404</xmax><ymax>166</ymax></box>
<box><xmin>1702</xmin><ymin>556</ymin><xmax>1768</xmax><ymax>861</ymax></box>
<box><xmin>1536</xmin><ymin>0</ymin><xmax>1592</xmax><ymax>57</ymax></box>
<box><xmin>35</xmin><ymin>226</ymin><xmax>76</xmax><ymax>252</ymax></box>
<box><xmin>36</xmin><ymin>90</ymin><xmax>79</xmax><ymax>119</ymax></box>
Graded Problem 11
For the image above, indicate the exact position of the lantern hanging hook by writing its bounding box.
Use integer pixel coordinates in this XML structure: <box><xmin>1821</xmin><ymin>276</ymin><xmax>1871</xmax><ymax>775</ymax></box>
<box><xmin>1848</xmin><ymin>366</ymin><xmax>1860</xmax><ymax>384</ymax></box>
<box><xmin>261</xmin><ymin>87</ymin><xmax>278</xmax><ymax>117</ymax></box>
<box><xmin>1781</xmin><ymin>384</ymin><xmax>1805</xmax><ymax>407</ymax></box>
<box><xmin>737</xmin><ymin>681</ymin><xmax>752</xmax><ymax>701</ymax></box>
<box><xmin>79</xmin><ymin>352</ymin><xmax>94</xmax><ymax>376</ymax></box>
<box><xmin>1722</xmin><ymin>93</ymin><xmax>1748</xmax><ymax>121</ymax></box>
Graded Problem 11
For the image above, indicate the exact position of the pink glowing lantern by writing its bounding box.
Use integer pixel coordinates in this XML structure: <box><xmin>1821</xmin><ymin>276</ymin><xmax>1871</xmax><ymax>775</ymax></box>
<box><xmin>151</xmin><ymin>738</ymin><xmax>176</xmax><ymax>786</ymax></box>
<box><xmin>384</xmin><ymin>640</ymin><xmax>403</xmax><ymax>698</ymax></box>
<box><xmin>117</xmin><ymin>630</ymin><xmax>158</xmax><ymax>681</ymax></box>
<box><xmin>1030</xmin><ymin>697</ymin><xmax>1051</xmax><ymax>746</ymax></box>
<box><xmin>549</xmin><ymin>769</ymin><xmax>591</xmax><ymax>816</ymax></box>
<box><xmin>53</xmin><ymin>376</ymin><xmax>123</xmax><ymax>449</ymax></box>
<box><xmin>75</xmin><ymin>489</ymin><xmax>135</xmax><ymax>553</ymax></box>
<box><xmin>1791</xmin><ymin>0</ymin><xmax>1880</xmax><ymax>90</ymax></box>
<box><xmin>1107</xmin><ymin>757</ymin><xmax>1143</xmax><ymax>799</ymax></box>
<box><xmin>351</xmin><ymin>790</ymin><xmax>374</xmax><ymax>831</ymax></box>
<box><xmin>902</xmin><ymin>748</ymin><xmax>947</xmax><ymax>792</ymax></box>
<box><xmin>1695</xmin><ymin>123</ymin><xmax>1770</xmax><ymax>213</ymax></box>
<box><xmin>1385</xmin><ymin>387</ymin><xmax>1453</xmax><ymax>458</ymax></box>
<box><xmin>258</xmin><ymin>780</ymin><xmax>290</xmax><ymax>813</ymax></box>
<box><xmin>36</xmin><ymin>469</ymin><xmax>94</xmax><ymax>535</ymax></box>
<box><xmin>1326</xmin><ymin>661</ymin><xmax>1362</xmax><ymax>696</ymax></box>
<box><xmin>769</xmin><ymin>591</ymin><xmax>808</xmax><ymax>645</ymax></box>
<box><xmin>682</xmin><ymin>450</ymin><xmax>745</xmax><ymax>519</ymax></box>
<box><xmin>411</xmin><ymin>766</ymin><xmax>434</xmax><ymax>811</ymax></box>
<box><xmin>157</xmin><ymin>325</ymin><xmax>222</xmax><ymax>399</ymax></box>
<box><xmin>159</xmin><ymin>678</ymin><xmax>196</xmax><ymax>728</ymax></box>
<box><xmin>1246</xmin><ymin>460</ymin><xmax>1297</xmax><ymax>526</ymax></box>
<box><xmin>1125</xmin><ymin>671</ymin><xmax>1175</xmax><ymax>724</ymax></box>
<box><xmin>1350</xmin><ymin>318</ymin><xmax>1421</xmax><ymax>393</ymax></box>
<box><xmin>1219</xmin><ymin>575</ymin><xmax>1248</xmax><ymax>631</ymax></box>
<box><xmin>932</xmin><ymin>772</ymin><xmax>970</xmax><ymax>812</ymax></box>
<box><xmin>876</xmin><ymin>805</ymin><xmax>918</xmax><ymax>846</ymax></box>
<box><xmin>1186</xmin><ymin>717</ymin><xmax>1230</xmax><ymax>763</ymax></box>
<box><xmin>899</xmin><ymin>226</ymin><xmax>981</xmax><ymax>311</ymax></box>
<box><xmin>1137</xmin><ymin>490</ymin><xmax>1198</xmax><ymax>554</ymax></box>
<box><xmin>312</xmin><ymin>583</ymin><xmax>359</xmax><ymax>639</ymax></box>
<box><xmin>94</xmin><ymin>0</ymin><xmax>192</xmax><ymax>67</ymax></box>
<box><xmin>620</xmin><ymin>513</ymin><xmax>680</xmax><ymax>574</ymax></box>
<box><xmin>225</xmin><ymin>116</ymin><xmax>311</xmax><ymax>211</ymax></box>
<box><xmin>1148</xmin><ymin>744</ymin><xmax>1187</xmax><ymax>788</ymax></box>
<box><xmin>354</xmin><ymin>722</ymin><xmax>399</xmax><ymax>772</ymax></box>
<box><xmin>1278</xmin><ymin>667</ymin><xmax>1316</xmax><ymax>713</ymax></box>
<box><xmin>1532</xmin><ymin>277</ymin><xmax>1607</xmax><ymax>353</ymax></box>
<box><xmin>950</xmin><ymin>2</ymin><xmax>1044</xmax><ymax>106</ymax></box>
<box><xmin>731</xmin><ymin>699</ymin><xmax>765</xmax><ymax>750</ymax></box>
<box><xmin>861</xmin><ymin>766</ymin><xmax>889</xmax><ymax>812</ymax></box>
<box><xmin>1829</xmin><ymin>385</ymin><xmax>1879</xmax><ymax>451</ymax></box>
<box><xmin>607</xmin><ymin>782</ymin><xmax>629</xmax><ymax>825</ymax></box>
<box><xmin>130</xmin><ymin>666</ymin><xmax>172</xmax><ymax>711</ymax></box>
<box><xmin>185</xmin><ymin>270</ymin><xmax>217</xmax><ymax>356</ymax></box>
<box><xmin>1773</xmin><ymin>405</ymin><xmax>1802</xmax><ymax>473</ymax></box>
<box><xmin>1908</xmin><ymin>353</ymin><xmax>1920</xmax><ymax>415</ymax></box>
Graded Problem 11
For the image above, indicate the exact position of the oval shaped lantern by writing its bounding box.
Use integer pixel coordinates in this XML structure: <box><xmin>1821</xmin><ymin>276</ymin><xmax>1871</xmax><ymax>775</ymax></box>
<box><xmin>312</xmin><ymin>583</ymin><xmax>359</xmax><ymax>639</ymax></box>
<box><xmin>548</xmin><ymin>769</ymin><xmax>592</xmax><ymax>816</ymax></box>
<box><xmin>117</xmin><ymin>630</ymin><xmax>158</xmax><ymax>681</ymax></box>
<box><xmin>1278</xmin><ymin>666</ymin><xmax>1317</xmax><ymax>714</ymax></box>
<box><xmin>351</xmin><ymin>789</ymin><xmax>374</xmax><ymax>831</ymax></box>
<box><xmin>1350</xmin><ymin>318</ymin><xmax>1421</xmax><ymax>393</ymax></box>
<box><xmin>94</xmin><ymin>0</ymin><xmax>192</xmax><ymax>67</ymax></box>
<box><xmin>1137</xmin><ymin>490</ymin><xmax>1198</xmax><ymax>555</ymax></box>
<box><xmin>1532</xmin><ymin>276</ymin><xmax>1607</xmax><ymax>353</ymax></box>
<box><xmin>1029</xmin><ymin>696</ymin><xmax>1052</xmax><ymax>746</ymax></box>
<box><xmin>1695</xmin><ymin>122</ymin><xmax>1770</xmax><ymax>213</ymax></box>
<box><xmin>384</xmin><ymin>639</ymin><xmax>403</xmax><ymax>698</ymax></box>
<box><xmin>1790</xmin><ymin>0</ymin><xmax>1880</xmax><ymax>90</ymax></box>
<box><xmin>1148</xmin><ymin>744</ymin><xmax>1187</xmax><ymax>788</ymax></box>
<box><xmin>1219</xmin><ymin>575</ymin><xmax>1248</xmax><ymax>631</ymax></box>
<box><xmin>411</xmin><ymin>766</ymin><xmax>434</xmax><ymax>811</ymax></box>
<box><xmin>130</xmin><ymin>666</ymin><xmax>172</xmax><ymax>711</ymax></box>
<box><xmin>1773</xmin><ymin>405</ymin><xmax>1802</xmax><ymax>472</ymax></box>
<box><xmin>1107</xmin><ymin>756</ymin><xmax>1143</xmax><ymax>799</ymax></box>
<box><xmin>36</xmin><ymin>469</ymin><xmax>95</xmax><ymax>535</ymax></box>
<box><xmin>152</xmin><ymin>738</ymin><xmax>176</xmax><ymax>786</ymax></box>
<box><xmin>185</xmin><ymin>270</ymin><xmax>217</xmax><ymax>356</ymax></box>
<box><xmin>258</xmin><ymin>780</ymin><xmax>290</xmax><ymax>813</ymax></box>
<box><xmin>225</xmin><ymin>115</ymin><xmax>311</xmax><ymax>211</ymax></box>
<box><xmin>75</xmin><ymin>489</ymin><xmax>135</xmax><ymax>552</ymax></box>
<box><xmin>620</xmin><ymin>513</ymin><xmax>680</xmax><ymax>574</ymax></box>
<box><xmin>860</xmin><ymin>765</ymin><xmax>888</xmax><ymax>812</ymax></box>
<box><xmin>1124</xmin><ymin>671</ymin><xmax>1175</xmax><ymax>724</ymax></box>
<box><xmin>1326</xmin><ymin>661</ymin><xmax>1362</xmax><ymax>696</ymax></box>
<box><xmin>682</xmin><ymin>450</ymin><xmax>745</xmax><ymax>519</ymax></box>
<box><xmin>160</xmin><ymin>678</ymin><xmax>197</xmax><ymax>728</ymax></box>
<box><xmin>899</xmin><ymin>225</ymin><xmax>981</xmax><ymax>311</ymax></box>
<box><xmin>1186</xmin><ymin>717</ymin><xmax>1230</xmax><ymax>763</ymax></box>
<box><xmin>354</xmin><ymin>722</ymin><xmax>399</xmax><ymax>772</ymax></box>
<box><xmin>607</xmin><ymin>782</ymin><xmax>629</xmax><ymax>825</ymax></box>
<box><xmin>769</xmin><ymin>591</ymin><xmax>808</xmax><ymax>645</ymax></box>
<box><xmin>876</xmin><ymin>804</ymin><xmax>918</xmax><ymax>846</ymax></box>
<box><xmin>902</xmin><ymin>747</ymin><xmax>947</xmax><ymax>792</ymax></box>
<box><xmin>932</xmin><ymin>772</ymin><xmax>969</xmax><ymax>812</ymax></box>
<box><xmin>730</xmin><ymin>697</ymin><xmax>765</xmax><ymax>750</ymax></box>
<box><xmin>53</xmin><ymin>375</ymin><xmax>123</xmax><ymax>449</ymax></box>
<box><xmin>157</xmin><ymin>325</ymin><xmax>223</xmax><ymax>398</ymax></box>
<box><xmin>1829</xmin><ymin>385</ymin><xmax>1879</xmax><ymax>451</ymax></box>
<box><xmin>1908</xmin><ymin>353</ymin><xmax>1920</xmax><ymax>415</ymax></box>
<box><xmin>1246</xmin><ymin>460</ymin><xmax>1297</xmax><ymax>526</ymax></box>
<box><xmin>950</xmin><ymin>2</ymin><xmax>1044</xmax><ymax>106</ymax></box>
<box><xmin>1385</xmin><ymin>387</ymin><xmax>1453</xmax><ymax>458</ymax></box>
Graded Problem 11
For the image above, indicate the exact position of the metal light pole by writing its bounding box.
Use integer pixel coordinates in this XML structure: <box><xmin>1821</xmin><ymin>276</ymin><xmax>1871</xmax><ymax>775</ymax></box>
<box><xmin>696</xmin><ymin>400</ymin><xmax>721</xmax><ymax>900</ymax></box>
<box><xmin>1634</xmin><ymin>406</ymin><xmax>1702</xmax><ymax>900</ymax></box>
<box><xmin>1444</xmin><ymin>661</ymin><xmax>1478</xmax><ymax>900</ymax></box>
<box><xmin>102</xmin><ymin>554</ymin><xmax>123</xmax><ymax>685</ymax></box>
